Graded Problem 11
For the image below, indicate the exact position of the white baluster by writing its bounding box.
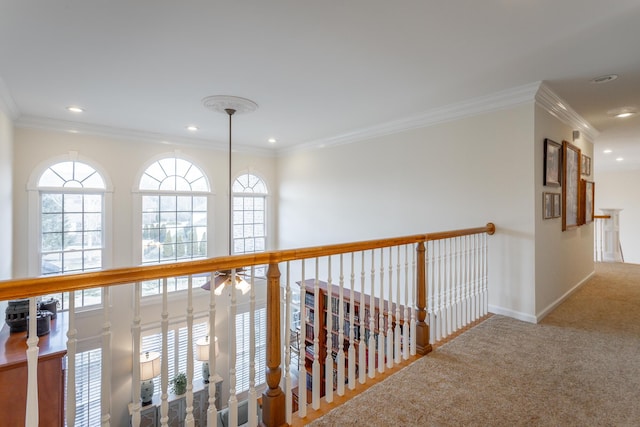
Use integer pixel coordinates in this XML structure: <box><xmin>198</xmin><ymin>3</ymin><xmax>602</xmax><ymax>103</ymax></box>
<box><xmin>410</xmin><ymin>245</ymin><xmax>417</xmax><ymax>356</ymax></box>
<box><xmin>131</xmin><ymin>283</ymin><xmax>142</xmax><ymax>426</ymax></box>
<box><xmin>284</xmin><ymin>263</ymin><xmax>292</xmax><ymax>424</ymax></box>
<box><xmin>403</xmin><ymin>245</ymin><xmax>410</xmax><ymax>358</ymax></box>
<box><xmin>446</xmin><ymin>238</ymin><xmax>452</xmax><ymax>337</ymax></box>
<box><xmin>185</xmin><ymin>277</ymin><xmax>194</xmax><ymax>427</ymax></box>
<box><xmin>336</xmin><ymin>254</ymin><xmax>345</xmax><ymax>396</ymax></box>
<box><xmin>67</xmin><ymin>292</ymin><xmax>77</xmax><ymax>426</ymax></box>
<box><xmin>394</xmin><ymin>246</ymin><xmax>401</xmax><ymax>364</ymax></box>
<box><xmin>386</xmin><ymin>247</ymin><xmax>393</xmax><ymax>369</ymax></box>
<box><xmin>483</xmin><ymin>233</ymin><xmax>489</xmax><ymax>316</ymax></box>
<box><xmin>229</xmin><ymin>270</ymin><xmax>238</xmax><ymax>427</ymax></box>
<box><xmin>454</xmin><ymin>237</ymin><xmax>461</xmax><ymax>332</ymax></box>
<box><xmin>359</xmin><ymin>251</ymin><xmax>366</xmax><ymax>384</ymax></box>
<box><xmin>378</xmin><ymin>248</ymin><xmax>385</xmax><ymax>374</ymax></box>
<box><xmin>298</xmin><ymin>261</ymin><xmax>307</xmax><ymax>418</ymax></box>
<box><xmin>324</xmin><ymin>257</ymin><xmax>333</xmax><ymax>403</ymax></box>
<box><xmin>248</xmin><ymin>268</ymin><xmax>257</xmax><ymax>427</ymax></box>
<box><xmin>160</xmin><ymin>278</ymin><xmax>169</xmax><ymax>427</ymax></box>
<box><xmin>368</xmin><ymin>250</ymin><xmax>376</xmax><ymax>379</ymax></box>
<box><xmin>348</xmin><ymin>253</ymin><xmax>356</xmax><ymax>390</ymax></box>
<box><xmin>312</xmin><ymin>262</ymin><xmax>321</xmax><ymax>410</ymax></box>
<box><xmin>206</xmin><ymin>272</ymin><xmax>218</xmax><ymax>425</ymax></box>
<box><xmin>101</xmin><ymin>287</ymin><xmax>112</xmax><ymax>427</ymax></box>
<box><xmin>428</xmin><ymin>241</ymin><xmax>436</xmax><ymax>344</ymax></box>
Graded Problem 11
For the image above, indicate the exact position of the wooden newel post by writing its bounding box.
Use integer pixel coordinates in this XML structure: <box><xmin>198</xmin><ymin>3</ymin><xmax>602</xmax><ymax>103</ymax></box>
<box><xmin>262</xmin><ymin>263</ymin><xmax>285</xmax><ymax>427</ymax></box>
<box><xmin>415</xmin><ymin>242</ymin><xmax>432</xmax><ymax>355</ymax></box>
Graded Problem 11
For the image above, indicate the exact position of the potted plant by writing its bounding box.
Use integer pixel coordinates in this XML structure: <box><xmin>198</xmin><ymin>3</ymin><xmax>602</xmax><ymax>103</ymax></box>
<box><xmin>171</xmin><ymin>372</ymin><xmax>187</xmax><ymax>395</ymax></box>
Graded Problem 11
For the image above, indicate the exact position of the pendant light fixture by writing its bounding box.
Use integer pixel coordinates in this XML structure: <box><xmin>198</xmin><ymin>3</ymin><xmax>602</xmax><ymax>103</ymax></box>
<box><xmin>201</xmin><ymin>96</ymin><xmax>258</xmax><ymax>295</ymax></box>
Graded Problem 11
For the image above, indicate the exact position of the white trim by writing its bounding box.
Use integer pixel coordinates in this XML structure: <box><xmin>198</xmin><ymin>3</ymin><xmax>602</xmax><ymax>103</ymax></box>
<box><xmin>535</xmin><ymin>270</ymin><xmax>595</xmax><ymax>323</ymax></box>
<box><xmin>133</xmin><ymin>151</ymin><xmax>213</xmax><ymax>193</ymax></box>
<box><xmin>280</xmin><ymin>82</ymin><xmax>543</xmax><ymax>155</ymax></box>
<box><xmin>0</xmin><ymin>76</ymin><xmax>19</xmax><ymax>119</ymax></box>
<box><xmin>14</xmin><ymin>115</ymin><xmax>277</xmax><ymax>157</ymax></box>
<box><xmin>535</xmin><ymin>83</ymin><xmax>599</xmax><ymax>142</ymax></box>
<box><xmin>487</xmin><ymin>305</ymin><xmax>537</xmax><ymax>324</ymax></box>
<box><xmin>27</xmin><ymin>153</ymin><xmax>114</xmax><ymax>192</ymax></box>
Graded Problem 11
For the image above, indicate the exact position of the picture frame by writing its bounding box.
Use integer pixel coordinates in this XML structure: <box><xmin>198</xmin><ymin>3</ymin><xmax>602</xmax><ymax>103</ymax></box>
<box><xmin>543</xmin><ymin>192</ymin><xmax>562</xmax><ymax>220</ymax></box>
<box><xmin>543</xmin><ymin>192</ymin><xmax>553</xmax><ymax>219</ymax></box>
<box><xmin>581</xmin><ymin>154</ymin><xmax>592</xmax><ymax>176</ymax></box>
<box><xmin>562</xmin><ymin>140</ymin><xmax>581</xmax><ymax>231</ymax></box>
<box><xmin>553</xmin><ymin>193</ymin><xmax>561</xmax><ymax>218</ymax></box>
<box><xmin>544</xmin><ymin>139</ymin><xmax>562</xmax><ymax>186</ymax></box>
<box><xmin>579</xmin><ymin>180</ymin><xmax>595</xmax><ymax>225</ymax></box>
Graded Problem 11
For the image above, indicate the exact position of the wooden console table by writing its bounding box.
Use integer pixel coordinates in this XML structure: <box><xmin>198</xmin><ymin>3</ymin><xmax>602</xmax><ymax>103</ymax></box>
<box><xmin>0</xmin><ymin>312</ymin><xmax>68</xmax><ymax>426</ymax></box>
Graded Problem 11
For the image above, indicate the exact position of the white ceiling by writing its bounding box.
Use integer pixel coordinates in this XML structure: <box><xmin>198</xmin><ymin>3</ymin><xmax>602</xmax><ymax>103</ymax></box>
<box><xmin>1</xmin><ymin>1</ymin><xmax>639</xmax><ymax>170</ymax></box>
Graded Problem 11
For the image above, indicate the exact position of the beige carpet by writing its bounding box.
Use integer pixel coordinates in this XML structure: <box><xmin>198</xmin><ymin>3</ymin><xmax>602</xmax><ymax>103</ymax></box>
<box><xmin>308</xmin><ymin>262</ymin><xmax>640</xmax><ymax>426</ymax></box>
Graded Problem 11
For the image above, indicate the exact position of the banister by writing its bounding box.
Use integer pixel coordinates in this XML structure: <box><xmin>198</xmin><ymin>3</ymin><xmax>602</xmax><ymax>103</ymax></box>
<box><xmin>594</xmin><ymin>215</ymin><xmax>611</xmax><ymax>219</ymax></box>
<box><xmin>0</xmin><ymin>222</ymin><xmax>495</xmax><ymax>301</ymax></box>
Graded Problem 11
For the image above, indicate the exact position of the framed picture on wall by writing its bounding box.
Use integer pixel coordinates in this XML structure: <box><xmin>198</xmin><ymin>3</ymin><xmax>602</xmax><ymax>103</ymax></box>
<box><xmin>543</xmin><ymin>192</ymin><xmax>553</xmax><ymax>219</ymax></box>
<box><xmin>581</xmin><ymin>154</ymin><xmax>592</xmax><ymax>176</ymax></box>
<box><xmin>580</xmin><ymin>180</ymin><xmax>595</xmax><ymax>224</ymax></box>
<box><xmin>544</xmin><ymin>138</ymin><xmax>562</xmax><ymax>186</ymax></box>
<box><xmin>562</xmin><ymin>140</ymin><xmax>581</xmax><ymax>231</ymax></box>
<box><xmin>552</xmin><ymin>193</ymin><xmax>561</xmax><ymax>218</ymax></box>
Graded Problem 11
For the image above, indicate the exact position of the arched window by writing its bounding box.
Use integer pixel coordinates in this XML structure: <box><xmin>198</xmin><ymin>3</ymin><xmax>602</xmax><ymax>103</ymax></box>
<box><xmin>38</xmin><ymin>160</ymin><xmax>106</xmax><ymax>308</ymax></box>
<box><xmin>138</xmin><ymin>156</ymin><xmax>210</xmax><ymax>295</ymax></box>
<box><xmin>232</xmin><ymin>172</ymin><xmax>268</xmax><ymax>256</ymax></box>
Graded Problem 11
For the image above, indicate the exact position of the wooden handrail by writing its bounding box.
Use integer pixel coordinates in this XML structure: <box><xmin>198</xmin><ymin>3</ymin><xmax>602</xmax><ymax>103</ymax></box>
<box><xmin>594</xmin><ymin>215</ymin><xmax>611</xmax><ymax>219</ymax></box>
<box><xmin>0</xmin><ymin>223</ymin><xmax>495</xmax><ymax>301</ymax></box>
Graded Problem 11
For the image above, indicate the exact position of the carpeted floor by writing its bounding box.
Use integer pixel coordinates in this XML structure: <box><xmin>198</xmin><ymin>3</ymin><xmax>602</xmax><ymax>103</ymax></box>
<box><xmin>308</xmin><ymin>262</ymin><xmax>640</xmax><ymax>426</ymax></box>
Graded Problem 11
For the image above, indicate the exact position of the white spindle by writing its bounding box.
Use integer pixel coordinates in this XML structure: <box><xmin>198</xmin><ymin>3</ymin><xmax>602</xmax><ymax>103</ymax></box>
<box><xmin>101</xmin><ymin>287</ymin><xmax>112</xmax><ymax>427</ymax></box>
<box><xmin>454</xmin><ymin>237</ymin><xmax>461</xmax><ymax>331</ymax></box>
<box><xmin>184</xmin><ymin>277</ymin><xmax>194</xmax><ymax>427</ymax></box>
<box><xmin>131</xmin><ymin>283</ymin><xmax>142</xmax><ymax>426</ymax></box>
<box><xmin>206</xmin><ymin>272</ymin><xmax>218</xmax><ymax>426</ymax></box>
<box><xmin>312</xmin><ymin>263</ymin><xmax>321</xmax><ymax>410</ymax></box>
<box><xmin>359</xmin><ymin>251</ymin><xmax>366</xmax><ymax>384</ymax></box>
<box><xmin>348</xmin><ymin>253</ymin><xmax>356</xmax><ymax>390</ymax></box>
<box><xmin>378</xmin><ymin>248</ymin><xmax>385</xmax><ymax>374</ymax></box>
<box><xmin>483</xmin><ymin>233</ymin><xmax>489</xmax><ymax>316</ymax></box>
<box><xmin>386</xmin><ymin>247</ymin><xmax>393</xmax><ymax>369</ymax></box>
<box><xmin>410</xmin><ymin>245</ymin><xmax>417</xmax><ymax>356</ymax></box>
<box><xmin>248</xmin><ymin>268</ymin><xmax>257</xmax><ymax>426</ymax></box>
<box><xmin>67</xmin><ymin>291</ymin><xmax>77</xmax><ymax>426</ymax></box>
<box><xmin>446</xmin><ymin>238</ymin><xmax>453</xmax><ymax>337</ymax></box>
<box><xmin>229</xmin><ymin>270</ymin><xmax>238</xmax><ymax>427</ymax></box>
<box><xmin>160</xmin><ymin>278</ymin><xmax>169</xmax><ymax>427</ymax></box>
<box><xmin>403</xmin><ymin>245</ymin><xmax>410</xmax><ymax>359</ymax></box>
<box><xmin>428</xmin><ymin>240</ymin><xmax>436</xmax><ymax>344</ymax></box>
<box><xmin>474</xmin><ymin>234</ymin><xmax>480</xmax><ymax>320</ymax></box>
<box><xmin>26</xmin><ymin>297</ymin><xmax>39</xmax><ymax>426</ymax></box>
<box><xmin>284</xmin><ymin>263</ymin><xmax>293</xmax><ymax>424</ymax></box>
<box><xmin>337</xmin><ymin>255</ymin><xmax>345</xmax><ymax>396</ymax></box>
<box><xmin>394</xmin><ymin>246</ymin><xmax>401</xmax><ymax>364</ymax></box>
<box><xmin>298</xmin><ymin>261</ymin><xmax>307</xmax><ymax>418</ymax></box>
<box><xmin>368</xmin><ymin>251</ymin><xmax>376</xmax><ymax>378</ymax></box>
<box><xmin>325</xmin><ymin>257</ymin><xmax>333</xmax><ymax>403</ymax></box>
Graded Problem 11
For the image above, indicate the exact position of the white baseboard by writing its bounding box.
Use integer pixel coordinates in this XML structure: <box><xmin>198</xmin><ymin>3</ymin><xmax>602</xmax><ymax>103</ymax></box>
<box><xmin>535</xmin><ymin>270</ymin><xmax>595</xmax><ymax>322</ymax></box>
<box><xmin>488</xmin><ymin>305</ymin><xmax>537</xmax><ymax>324</ymax></box>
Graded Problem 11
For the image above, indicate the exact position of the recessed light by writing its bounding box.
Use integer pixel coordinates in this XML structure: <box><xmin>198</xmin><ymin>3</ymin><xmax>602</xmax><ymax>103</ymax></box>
<box><xmin>268</xmin><ymin>138</ymin><xmax>277</xmax><ymax>144</ymax></box>
<box><xmin>603</xmin><ymin>149</ymin><xmax>612</xmax><ymax>154</ymax></box>
<box><xmin>590</xmin><ymin>74</ymin><xmax>618</xmax><ymax>84</ymax></box>
<box><xmin>67</xmin><ymin>106</ymin><xmax>84</xmax><ymax>113</ymax></box>
<box><xmin>615</xmin><ymin>112</ymin><xmax>636</xmax><ymax>118</ymax></box>
<box><xmin>68</xmin><ymin>130</ymin><xmax>78</xmax><ymax>134</ymax></box>
<box><xmin>186</xmin><ymin>125</ymin><xmax>198</xmax><ymax>132</ymax></box>
<box><xmin>616</xmin><ymin>157</ymin><xmax>624</xmax><ymax>162</ymax></box>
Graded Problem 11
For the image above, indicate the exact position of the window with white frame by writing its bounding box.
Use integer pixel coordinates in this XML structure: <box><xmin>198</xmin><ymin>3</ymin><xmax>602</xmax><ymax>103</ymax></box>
<box><xmin>141</xmin><ymin>321</ymin><xmax>209</xmax><ymax>394</ymax></box>
<box><xmin>38</xmin><ymin>160</ymin><xmax>105</xmax><ymax>309</ymax></box>
<box><xmin>139</xmin><ymin>156</ymin><xmax>210</xmax><ymax>296</ymax></box>
<box><xmin>235</xmin><ymin>306</ymin><xmax>267</xmax><ymax>394</ymax></box>
<box><xmin>71</xmin><ymin>348</ymin><xmax>102</xmax><ymax>426</ymax></box>
<box><xmin>232</xmin><ymin>173</ymin><xmax>267</xmax><ymax>277</ymax></box>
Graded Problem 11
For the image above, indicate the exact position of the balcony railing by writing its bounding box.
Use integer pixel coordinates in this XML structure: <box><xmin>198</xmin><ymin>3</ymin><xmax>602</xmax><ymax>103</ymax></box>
<box><xmin>0</xmin><ymin>222</ymin><xmax>495</xmax><ymax>427</ymax></box>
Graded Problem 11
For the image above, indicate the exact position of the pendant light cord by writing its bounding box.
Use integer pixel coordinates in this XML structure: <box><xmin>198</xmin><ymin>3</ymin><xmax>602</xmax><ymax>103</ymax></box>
<box><xmin>226</xmin><ymin>108</ymin><xmax>236</xmax><ymax>258</ymax></box>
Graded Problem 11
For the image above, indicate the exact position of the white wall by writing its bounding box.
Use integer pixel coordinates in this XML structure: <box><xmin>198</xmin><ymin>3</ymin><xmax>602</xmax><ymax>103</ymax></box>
<box><xmin>0</xmin><ymin>110</ymin><xmax>13</xmax><ymax>327</ymax></box>
<box><xmin>278</xmin><ymin>103</ymin><xmax>537</xmax><ymax>321</ymax></box>
<box><xmin>595</xmin><ymin>169</ymin><xmax>640</xmax><ymax>264</ymax></box>
<box><xmin>533</xmin><ymin>106</ymin><xmax>595</xmax><ymax>320</ymax></box>
<box><xmin>11</xmin><ymin>127</ymin><xmax>276</xmax><ymax>425</ymax></box>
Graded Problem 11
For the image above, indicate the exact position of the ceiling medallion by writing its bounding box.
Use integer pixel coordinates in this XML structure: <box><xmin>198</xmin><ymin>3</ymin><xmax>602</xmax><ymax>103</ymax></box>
<box><xmin>202</xmin><ymin>95</ymin><xmax>258</xmax><ymax>115</ymax></box>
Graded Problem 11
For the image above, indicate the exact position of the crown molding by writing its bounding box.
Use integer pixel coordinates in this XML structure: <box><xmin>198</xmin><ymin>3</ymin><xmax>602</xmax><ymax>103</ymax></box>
<box><xmin>535</xmin><ymin>82</ymin><xmax>599</xmax><ymax>142</ymax></box>
<box><xmin>14</xmin><ymin>115</ymin><xmax>277</xmax><ymax>157</ymax></box>
<box><xmin>0</xmin><ymin>76</ymin><xmax>20</xmax><ymax>119</ymax></box>
<box><xmin>279</xmin><ymin>82</ymin><xmax>543</xmax><ymax>155</ymax></box>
